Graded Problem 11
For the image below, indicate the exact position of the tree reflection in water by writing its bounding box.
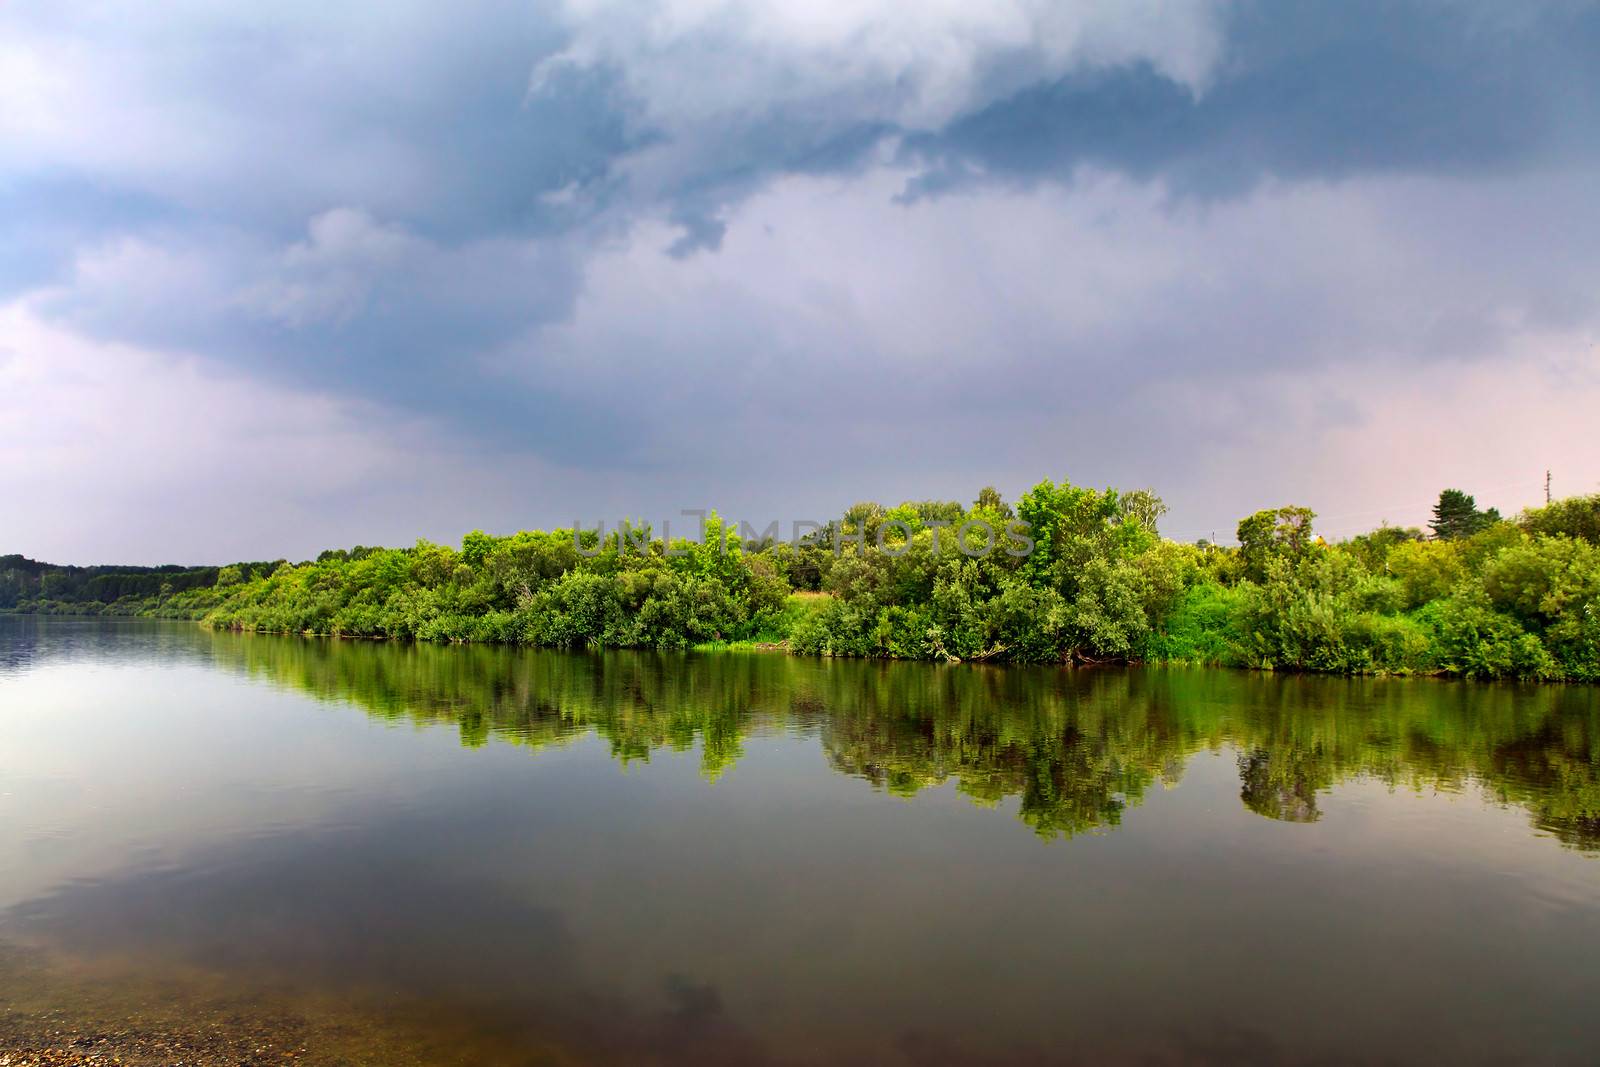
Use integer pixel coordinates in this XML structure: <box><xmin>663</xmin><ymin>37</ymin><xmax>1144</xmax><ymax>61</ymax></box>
<box><xmin>195</xmin><ymin>629</ymin><xmax>1600</xmax><ymax>850</ymax></box>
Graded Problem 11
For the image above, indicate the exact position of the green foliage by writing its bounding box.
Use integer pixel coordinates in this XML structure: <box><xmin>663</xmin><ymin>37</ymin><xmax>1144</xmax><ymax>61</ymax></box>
<box><xmin>974</xmin><ymin>485</ymin><xmax>1013</xmax><ymax>518</ymax></box>
<box><xmin>1386</xmin><ymin>539</ymin><xmax>1464</xmax><ymax>609</ymax></box>
<box><xmin>1430</xmin><ymin>488</ymin><xmax>1501</xmax><ymax>540</ymax></box>
<box><xmin>1343</xmin><ymin>524</ymin><xmax>1424</xmax><ymax>572</ymax></box>
<box><xmin>6</xmin><ymin>482</ymin><xmax>1598</xmax><ymax>681</ymax></box>
<box><xmin>1479</xmin><ymin>537</ymin><xmax>1600</xmax><ymax>679</ymax></box>
<box><xmin>1421</xmin><ymin>591</ymin><xmax>1557</xmax><ymax>679</ymax></box>
<box><xmin>1236</xmin><ymin>506</ymin><xmax>1316</xmax><ymax>581</ymax></box>
<box><xmin>1232</xmin><ymin>553</ymin><xmax>1434</xmax><ymax>674</ymax></box>
<box><xmin>0</xmin><ymin>554</ymin><xmax>286</xmax><ymax>618</ymax></box>
<box><xmin>1144</xmin><ymin>581</ymin><xmax>1246</xmax><ymax>664</ymax></box>
<box><xmin>1520</xmin><ymin>493</ymin><xmax>1600</xmax><ymax>545</ymax></box>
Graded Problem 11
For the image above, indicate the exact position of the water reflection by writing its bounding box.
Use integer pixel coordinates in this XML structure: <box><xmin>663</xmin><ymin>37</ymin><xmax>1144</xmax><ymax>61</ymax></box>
<box><xmin>122</xmin><ymin>621</ymin><xmax>1600</xmax><ymax>850</ymax></box>
<box><xmin>4</xmin><ymin>618</ymin><xmax>1600</xmax><ymax>1065</ymax></box>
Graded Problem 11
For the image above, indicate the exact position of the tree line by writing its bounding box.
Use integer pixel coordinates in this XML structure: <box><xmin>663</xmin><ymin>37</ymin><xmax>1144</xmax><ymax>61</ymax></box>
<box><xmin>4</xmin><ymin>482</ymin><xmax>1598</xmax><ymax>680</ymax></box>
<box><xmin>0</xmin><ymin>555</ymin><xmax>280</xmax><ymax>609</ymax></box>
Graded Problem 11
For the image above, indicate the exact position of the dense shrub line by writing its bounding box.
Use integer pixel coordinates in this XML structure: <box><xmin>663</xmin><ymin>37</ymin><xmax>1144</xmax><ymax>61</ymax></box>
<box><xmin>4</xmin><ymin>484</ymin><xmax>1597</xmax><ymax>679</ymax></box>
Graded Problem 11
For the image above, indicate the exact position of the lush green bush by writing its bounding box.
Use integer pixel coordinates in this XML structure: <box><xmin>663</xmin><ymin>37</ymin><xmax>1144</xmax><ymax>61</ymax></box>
<box><xmin>1420</xmin><ymin>591</ymin><xmax>1557</xmax><ymax>679</ymax></box>
<box><xmin>1519</xmin><ymin>494</ymin><xmax>1600</xmax><ymax>545</ymax></box>
<box><xmin>6</xmin><ymin>483</ymin><xmax>1598</xmax><ymax>679</ymax></box>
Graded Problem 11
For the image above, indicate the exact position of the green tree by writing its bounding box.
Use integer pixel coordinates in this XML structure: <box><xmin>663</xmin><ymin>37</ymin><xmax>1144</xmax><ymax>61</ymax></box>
<box><xmin>974</xmin><ymin>485</ymin><xmax>1012</xmax><ymax>519</ymax></box>
<box><xmin>1520</xmin><ymin>493</ymin><xmax>1600</xmax><ymax>544</ymax></box>
<box><xmin>1430</xmin><ymin>489</ymin><xmax>1500</xmax><ymax>540</ymax></box>
<box><xmin>1236</xmin><ymin>506</ymin><xmax>1316</xmax><ymax>581</ymax></box>
<box><xmin>460</xmin><ymin>530</ymin><xmax>496</xmax><ymax>570</ymax></box>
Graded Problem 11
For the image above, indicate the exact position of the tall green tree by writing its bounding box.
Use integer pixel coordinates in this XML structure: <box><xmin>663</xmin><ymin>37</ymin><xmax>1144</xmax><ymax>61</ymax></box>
<box><xmin>1236</xmin><ymin>506</ymin><xmax>1316</xmax><ymax>581</ymax></box>
<box><xmin>974</xmin><ymin>485</ymin><xmax>1013</xmax><ymax>519</ymax></box>
<box><xmin>1430</xmin><ymin>489</ymin><xmax>1500</xmax><ymax>540</ymax></box>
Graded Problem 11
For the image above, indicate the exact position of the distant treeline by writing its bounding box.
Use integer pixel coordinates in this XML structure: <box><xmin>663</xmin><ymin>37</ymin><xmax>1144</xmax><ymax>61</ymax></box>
<box><xmin>0</xmin><ymin>555</ymin><xmax>281</xmax><ymax>609</ymax></box>
<box><xmin>4</xmin><ymin>482</ymin><xmax>1598</xmax><ymax>680</ymax></box>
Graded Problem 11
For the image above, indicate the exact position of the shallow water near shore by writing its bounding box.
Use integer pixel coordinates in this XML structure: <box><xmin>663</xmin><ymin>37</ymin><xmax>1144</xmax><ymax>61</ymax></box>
<box><xmin>2</xmin><ymin>615</ymin><xmax>1598</xmax><ymax>1064</ymax></box>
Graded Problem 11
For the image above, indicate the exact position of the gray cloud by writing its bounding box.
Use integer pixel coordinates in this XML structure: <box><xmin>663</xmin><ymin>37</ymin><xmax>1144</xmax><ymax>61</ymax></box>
<box><xmin>2</xmin><ymin>0</ymin><xmax>1598</xmax><ymax>560</ymax></box>
<box><xmin>904</xmin><ymin>1</ymin><xmax>1600</xmax><ymax>199</ymax></box>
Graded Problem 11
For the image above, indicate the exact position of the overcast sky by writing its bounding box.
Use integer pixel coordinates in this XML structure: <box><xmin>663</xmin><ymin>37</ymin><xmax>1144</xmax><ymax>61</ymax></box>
<box><xmin>4</xmin><ymin>0</ymin><xmax>1598</xmax><ymax>564</ymax></box>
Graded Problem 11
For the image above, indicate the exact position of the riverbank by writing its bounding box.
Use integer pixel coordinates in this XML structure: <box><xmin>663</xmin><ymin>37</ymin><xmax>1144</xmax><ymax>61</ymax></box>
<box><xmin>5</xmin><ymin>484</ymin><xmax>1597</xmax><ymax>679</ymax></box>
<box><xmin>0</xmin><ymin>598</ymin><xmax>1592</xmax><ymax>682</ymax></box>
<box><xmin>0</xmin><ymin>943</ymin><xmax>545</xmax><ymax>1067</ymax></box>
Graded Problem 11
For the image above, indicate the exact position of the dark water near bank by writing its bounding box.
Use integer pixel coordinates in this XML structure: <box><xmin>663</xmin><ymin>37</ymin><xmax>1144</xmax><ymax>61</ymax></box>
<box><xmin>2</xmin><ymin>616</ymin><xmax>1598</xmax><ymax>1064</ymax></box>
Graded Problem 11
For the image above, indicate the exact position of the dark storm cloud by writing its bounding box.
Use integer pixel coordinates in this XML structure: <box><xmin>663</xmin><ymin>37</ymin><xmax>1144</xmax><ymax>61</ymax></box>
<box><xmin>12</xmin><ymin>0</ymin><xmax>1590</xmax><ymax>346</ymax></box>
<box><xmin>904</xmin><ymin>0</ymin><xmax>1600</xmax><ymax>199</ymax></box>
<box><xmin>4</xmin><ymin>0</ymin><xmax>1599</xmax><ymax>562</ymax></box>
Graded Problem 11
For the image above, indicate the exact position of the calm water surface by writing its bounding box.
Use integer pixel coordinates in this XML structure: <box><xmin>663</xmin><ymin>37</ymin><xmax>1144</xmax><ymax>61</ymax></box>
<box><xmin>2</xmin><ymin>616</ymin><xmax>1598</xmax><ymax>1064</ymax></box>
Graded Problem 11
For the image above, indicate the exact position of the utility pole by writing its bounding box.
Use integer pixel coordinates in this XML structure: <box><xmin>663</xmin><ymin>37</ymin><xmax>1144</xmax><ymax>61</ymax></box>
<box><xmin>1546</xmin><ymin>469</ymin><xmax>1552</xmax><ymax>504</ymax></box>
